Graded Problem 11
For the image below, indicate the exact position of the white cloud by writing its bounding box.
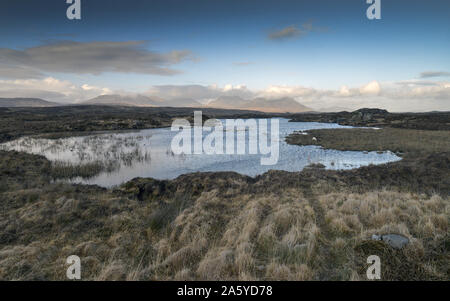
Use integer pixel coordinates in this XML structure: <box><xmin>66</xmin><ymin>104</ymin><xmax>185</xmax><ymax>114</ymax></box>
<box><xmin>255</xmin><ymin>80</ymin><xmax>448</xmax><ymax>112</ymax></box>
<box><xmin>260</xmin><ymin>85</ymin><xmax>320</xmax><ymax>99</ymax></box>
<box><xmin>337</xmin><ymin>85</ymin><xmax>351</xmax><ymax>97</ymax></box>
<box><xmin>0</xmin><ymin>77</ymin><xmax>112</xmax><ymax>103</ymax></box>
<box><xmin>359</xmin><ymin>81</ymin><xmax>381</xmax><ymax>95</ymax></box>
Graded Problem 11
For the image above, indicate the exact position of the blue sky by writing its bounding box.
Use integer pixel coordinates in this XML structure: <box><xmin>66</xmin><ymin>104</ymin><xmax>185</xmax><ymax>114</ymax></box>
<box><xmin>0</xmin><ymin>0</ymin><xmax>449</xmax><ymax>111</ymax></box>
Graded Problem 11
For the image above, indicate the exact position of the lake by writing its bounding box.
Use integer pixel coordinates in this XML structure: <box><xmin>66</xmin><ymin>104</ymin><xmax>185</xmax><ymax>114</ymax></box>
<box><xmin>0</xmin><ymin>118</ymin><xmax>401</xmax><ymax>187</ymax></box>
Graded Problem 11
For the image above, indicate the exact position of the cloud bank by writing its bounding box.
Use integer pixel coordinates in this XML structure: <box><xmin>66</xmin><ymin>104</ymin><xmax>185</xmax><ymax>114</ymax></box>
<box><xmin>0</xmin><ymin>77</ymin><xmax>111</xmax><ymax>103</ymax></box>
<box><xmin>0</xmin><ymin>41</ymin><xmax>192</xmax><ymax>79</ymax></box>
<box><xmin>1</xmin><ymin>75</ymin><xmax>448</xmax><ymax>111</ymax></box>
<box><xmin>141</xmin><ymin>79</ymin><xmax>449</xmax><ymax>112</ymax></box>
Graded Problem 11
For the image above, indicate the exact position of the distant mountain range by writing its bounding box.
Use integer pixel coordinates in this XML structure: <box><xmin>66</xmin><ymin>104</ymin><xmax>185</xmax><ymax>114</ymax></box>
<box><xmin>81</xmin><ymin>94</ymin><xmax>203</xmax><ymax>108</ymax></box>
<box><xmin>207</xmin><ymin>96</ymin><xmax>312</xmax><ymax>113</ymax></box>
<box><xmin>82</xmin><ymin>94</ymin><xmax>161</xmax><ymax>106</ymax></box>
<box><xmin>0</xmin><ymin>98</ymin><xmax>60</xmax><ymax>107</ymax></box>
<box><xmin>0</xmin><ymin>95</ymin><xmax>311</xmax><ymax>113</ymax></box>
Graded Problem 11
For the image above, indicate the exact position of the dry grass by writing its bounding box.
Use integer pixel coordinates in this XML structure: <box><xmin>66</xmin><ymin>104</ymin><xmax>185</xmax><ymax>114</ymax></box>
<box><xmin>137</xmin><ymin>189</ymin><xmax>318</xmax><ymax>280</ymax></box>
<box><xmin>1</xmin><ymin>166</ymin><xmax>448</xmax><ymax>280</ymax></box>
<box><xmin>317</xmin><ymin>191</ymin><xmax>449</xmax><ymax>280</ymax></box>
<box><xmin>0</xmin><ymin>165</ymin><xmax>323</xmax><ymax>281</ymax></box>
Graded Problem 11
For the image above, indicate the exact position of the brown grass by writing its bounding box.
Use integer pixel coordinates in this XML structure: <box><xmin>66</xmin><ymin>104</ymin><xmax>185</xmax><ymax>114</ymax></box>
<box><xmin>1</xmin><ymin>155</ymin><xmax>448</xmax><ymax>280</ymax></box>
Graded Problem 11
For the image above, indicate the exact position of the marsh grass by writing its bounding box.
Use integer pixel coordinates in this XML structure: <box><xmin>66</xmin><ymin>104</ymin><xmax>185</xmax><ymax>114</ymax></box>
<box><xmin>1</xmin><ymin>134</ymin><xmax>153</xmax><ymax>180</ymax></box>
<box><xmin>286</xmin><ymin>128</ymin><xmax>450</xmax><ymax>158</ymax></box>
<box><xmin>51</xmin><ymin>161</ymin><xmax>118</xmax><ymax>179</ymax></box>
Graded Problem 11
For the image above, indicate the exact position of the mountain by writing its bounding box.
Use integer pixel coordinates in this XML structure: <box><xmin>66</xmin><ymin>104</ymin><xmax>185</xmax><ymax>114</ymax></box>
<box><xmin>0</xmin><ymin>95</ymin><xmax>309</xmax><ymax>112</ymax></box>
<box><xmin>162</xmin><ymin>98</ymin><xmax>203</xmax><ymax>108</ymax></box>
<box><xmin>208</xmin><ymin>96</ymin><xmax>311</xmax><ymax>113</ymax></box>
<box><xmin>245</xmin><ymin>97</ymin><xmax>312</xmax><ymax>113</ymax></box>
<box><xmin>0</xmin><ymin>98</ymin><xmax>60</xmax><ymax>107</ymax></box>
<box><xmin>82</xmin><ymin>94</ymin><xmax>202</xmax><ymax>108</ymax></box>
<box><xmin>81</xmin><ymin>94</ymin><xmax>161</xmax><ymax>107</ymax></box>
<box><xmin>207</xmin><ymin>96</ymin><xmax>249</xmax><ymax>109</ymax></box>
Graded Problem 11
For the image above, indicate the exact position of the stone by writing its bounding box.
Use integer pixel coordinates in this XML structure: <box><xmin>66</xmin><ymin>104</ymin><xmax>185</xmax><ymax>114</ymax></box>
<box><xmin>371</xmin><ymin>234</ymin><xmax>409</xmax><ymax>249</ymax></box>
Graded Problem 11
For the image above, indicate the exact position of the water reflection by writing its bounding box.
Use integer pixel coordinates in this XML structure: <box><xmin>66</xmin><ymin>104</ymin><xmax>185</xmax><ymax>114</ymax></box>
<box><xmin>0</xmin><ymin>119</ymin><xmax>401</xmax><ymax>187</ymax></box>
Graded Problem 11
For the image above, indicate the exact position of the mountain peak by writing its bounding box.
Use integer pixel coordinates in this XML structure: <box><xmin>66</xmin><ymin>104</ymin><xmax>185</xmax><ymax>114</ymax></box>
<box><xmin>208</xmin><ymin>96</ymin><xmax>311</xmax><ymax>113</ymax></box>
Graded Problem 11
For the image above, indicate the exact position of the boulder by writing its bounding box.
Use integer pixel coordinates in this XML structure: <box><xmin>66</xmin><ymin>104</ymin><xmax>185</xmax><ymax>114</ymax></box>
<box><xmin>371</xmin><ymin>234</ymin><xmax>409</xmax><ymax>249</ymax></box>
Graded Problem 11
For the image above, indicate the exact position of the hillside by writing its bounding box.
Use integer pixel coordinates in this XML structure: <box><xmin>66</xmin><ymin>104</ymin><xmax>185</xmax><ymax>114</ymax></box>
<box><xmin>82</xmin><ymin>95</ymin><xmax>161</xmax><ymax>107</ymax></box>
<box><xmin>0</xmin><ymin>98</ymin><xmax>60</xmax><ymax>107</ymax></box>
<box><xmin>208</xmin><ymin>96</ymin><xmax>311</xmax><ymax>113</ymax></box>
<box><xmin>0</xmin><ymin>95</ymin><xmax>309</xmax><ymax>112</ymax></box>
<box><xmin>82</xmin><ymin>95</ymin><xmax>202</xmax><ymax>108</ymax></box>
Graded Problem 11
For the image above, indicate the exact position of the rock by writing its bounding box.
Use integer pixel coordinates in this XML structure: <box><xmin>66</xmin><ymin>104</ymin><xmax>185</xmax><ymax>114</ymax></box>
<box><xmin>354</xmin><ymin>108</ymin><xmax>388</xmax><ymax>115</ymax></box>
<box><xmin>350</xmin><ymin>108</ymin><xmax>388</xmax><ymax>123</ymax></box>
<box><xmin>371</xmin><ymin>234</ymin><xmax>409</xmax><ymax>249</ymax></box>
<box><xmin>382</xmin><ymin>234</ymin><xmax>410</xmax><ymax>249</ymax></box>
<box><xmin>371</xmin><ymin>234</ymin><xmax>381</xmax><ymax>240</ymax></box>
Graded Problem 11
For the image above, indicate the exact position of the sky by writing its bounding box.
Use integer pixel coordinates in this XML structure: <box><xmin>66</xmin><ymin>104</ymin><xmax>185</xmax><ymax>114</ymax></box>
<box><xmin>0</xmin><ymin>0</ymin><xmax>449</xmax><ymax>111</ymax></box>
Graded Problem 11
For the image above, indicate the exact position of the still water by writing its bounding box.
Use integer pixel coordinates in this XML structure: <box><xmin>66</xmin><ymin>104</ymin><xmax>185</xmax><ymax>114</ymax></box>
<box><xmin>0</xmin><ymin>119</ymin><xmax>401</xmax><ymax>187</ymax></box>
